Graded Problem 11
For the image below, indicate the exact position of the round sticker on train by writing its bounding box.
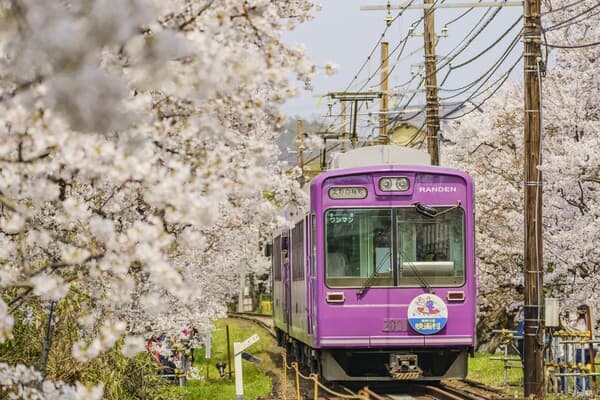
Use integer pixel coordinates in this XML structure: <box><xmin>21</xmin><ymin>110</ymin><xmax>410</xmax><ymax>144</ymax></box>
<box><xmin>407</xmin><ymin>294</ymin><xmax>448</xmax><ymax>335</ymax></box>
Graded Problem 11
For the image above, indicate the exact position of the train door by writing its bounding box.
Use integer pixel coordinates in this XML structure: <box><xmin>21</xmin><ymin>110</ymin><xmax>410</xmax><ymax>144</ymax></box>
<box><xmin>281</xmin><ymin>234</ymin><xmax>291</xmax><ymax>332</ymax></box>
<box><xmin>306</xmin><ymin>214</ymin><xmax>316</xmax><ymax>336</ymax></box>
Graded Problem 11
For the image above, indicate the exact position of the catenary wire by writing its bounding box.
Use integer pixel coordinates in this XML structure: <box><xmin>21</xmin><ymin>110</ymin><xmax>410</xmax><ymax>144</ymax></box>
<box><xmin>543</xmin><ymin>2</ymin><xmax>600</xmax><ymax>31</ymax></box>
<box><xmin>439</xmin><ymin>28</ymin><xmax>522</xmax><ymax>100</ymax></box>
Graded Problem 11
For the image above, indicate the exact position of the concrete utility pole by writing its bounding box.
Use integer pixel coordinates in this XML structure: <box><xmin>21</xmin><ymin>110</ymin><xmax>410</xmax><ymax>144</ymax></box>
<box><xmin>423</xmin><ymin>0</ymin><xmax>440</xmax><ymax>165</ymax></box>
<box><xmin>379</xmin><ymin>41</ymin><xmax>390</xmax><ymax>144</ymax></box>
<box><xmin>522</xmin><ymin>0</ymin><xmax>544</xmax><ymax>396</ymax></box>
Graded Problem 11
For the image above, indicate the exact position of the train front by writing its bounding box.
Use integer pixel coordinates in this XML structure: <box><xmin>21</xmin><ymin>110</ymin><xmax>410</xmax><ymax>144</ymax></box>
<box><xmin>310</xmin><ymin>163</ymin><xmax>476</xmax><ymax>381</ymax></box>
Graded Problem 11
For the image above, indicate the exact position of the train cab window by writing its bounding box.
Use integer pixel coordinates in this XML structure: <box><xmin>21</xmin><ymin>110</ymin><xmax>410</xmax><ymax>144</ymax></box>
<box><xmin>325</xmin><ymin>207</ymin><xmax>465</xmax><ymax>288</ymax></box>
<box><xmin>325</xmin><ymin>209</ymin><xmax>393</xmax><ymax>287</ymax></box>
<box><xmin>396</xmin><ymin>206</ymin><xmax>465</xmax><ymax>287</ymax></box>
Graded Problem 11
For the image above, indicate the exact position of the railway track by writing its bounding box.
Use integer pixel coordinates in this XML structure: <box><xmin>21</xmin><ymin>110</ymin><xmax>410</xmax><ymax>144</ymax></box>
<box><xmin>227</xmin><ymin>312</ymin><xmax>275</xmax><ymax>337</ymax></box>
<box><xmin>229</xmin><ymin>312</ymin><xmax>517</xmax><ymax>400</ymax></box>
<box><xmin>333</xmin><ymin>381</ymin><xmax>512</xmax><ymax>400</ymax></box>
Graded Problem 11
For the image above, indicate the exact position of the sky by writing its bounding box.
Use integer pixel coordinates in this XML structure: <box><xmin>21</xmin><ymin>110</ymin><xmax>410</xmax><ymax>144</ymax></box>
<box><xmin>282</xmin><ymin>0</ymin><xmax>524</xmax><ymax>123</ymax></box>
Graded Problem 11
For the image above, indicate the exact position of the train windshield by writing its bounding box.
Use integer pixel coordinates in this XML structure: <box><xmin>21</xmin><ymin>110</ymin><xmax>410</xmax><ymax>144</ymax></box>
<box><xmin>325</xmin><ymin>207</ymin><xmax>465</xmax><ymax>288</ymax></box>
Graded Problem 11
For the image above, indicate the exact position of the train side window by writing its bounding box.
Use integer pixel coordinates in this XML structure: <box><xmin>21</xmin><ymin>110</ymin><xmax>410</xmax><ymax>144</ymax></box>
<box><xmin>281</xmin><ymin>236</ymin><xmax>289</xmax><ymax>264</ymax></box>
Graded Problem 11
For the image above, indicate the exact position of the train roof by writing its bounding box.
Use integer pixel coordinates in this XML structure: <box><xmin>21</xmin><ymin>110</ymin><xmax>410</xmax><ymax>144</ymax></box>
<box><xmin>329</xmin><ymin>145</ymin><xmax>430</xmax><ymax>169</ymax></box>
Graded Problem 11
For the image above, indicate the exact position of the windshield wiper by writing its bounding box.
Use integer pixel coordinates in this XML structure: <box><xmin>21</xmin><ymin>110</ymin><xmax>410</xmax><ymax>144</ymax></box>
<box><xmin>398</xmin><ymin>250</ymin><xmax>434</xmax><ymax>294</ymax></box>
<box><xmin>357</xmin><ymin>250</ymin><xmax>391</xmax><ymax>298</ymax></box>
<box><xmin>414</xmin><ymin>201</ymin><xmax>461</xmax><ymax>218</ymax></box>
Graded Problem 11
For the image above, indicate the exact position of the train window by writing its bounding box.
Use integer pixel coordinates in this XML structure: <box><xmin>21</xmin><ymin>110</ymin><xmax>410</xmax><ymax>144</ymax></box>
<box><xmin>324</xmin><ymin>206</ymin><xmax>465</xmax><ymax>288</ymax></box>
<box><xmin>396</xmin><ymin>206</ymin><xmax>465</xmax><ymax>287</ymax></box>
<box><xmin>291</xmin><ymin>220</ymin><xmax>305</xmax><ymax>281</ymax></box>
<box><xmin>272</xmin><ymin>236</ymin><xmax>282</xmax><ymax>281</ymax></box>
<box><xmin>325</xmin><ymin>209</ymin><xmax>393</xmax><ymax>287</ymax></box>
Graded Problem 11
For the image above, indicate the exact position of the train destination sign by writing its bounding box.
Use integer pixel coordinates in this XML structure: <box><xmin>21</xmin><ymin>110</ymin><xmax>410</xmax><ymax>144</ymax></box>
<box><xmin>328</xmin><ymin>186</ymin><xmax>367</xmax><ymax>199</ymax></box>
<box><xmin>407</xmin><ymin>294</ymin><xmax>448</xmax><ymax>335</ymax></box>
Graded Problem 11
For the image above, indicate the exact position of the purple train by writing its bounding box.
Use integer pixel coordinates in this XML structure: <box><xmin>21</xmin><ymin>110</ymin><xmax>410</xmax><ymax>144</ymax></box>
<box><xmin>271</xmin><ymin>146</ymin><xmax>476</xmax><ymax>381</ymax></box>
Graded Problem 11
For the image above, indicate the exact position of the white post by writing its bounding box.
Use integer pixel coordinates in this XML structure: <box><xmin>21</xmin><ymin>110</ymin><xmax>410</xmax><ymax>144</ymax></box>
<box><xmin>238</xmin><ymin>270</ymin><xmax>245</xmax><ymax>312</ymax></box>
<box><xmin>233</xmin><ymin>334</ymin><xmax>260</xmax><ymax>400</ymax></box>
<box><xmin>234</xmin><ymin>349</ymin><xmax>243</xmax><ymax>400</ymax></box>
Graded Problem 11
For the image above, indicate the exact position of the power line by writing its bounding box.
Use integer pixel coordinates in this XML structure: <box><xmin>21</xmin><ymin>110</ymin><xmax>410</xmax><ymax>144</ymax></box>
<box><xmin>448</xmin><ymin>15</ymin><xmax>522</xmax><ymax>71</ymax></box>
<box><xmin>545</xmin><ymin>40</ymin><xmax>600</xmax><ymax>49</ymax></box>
<box><xmin>392</xmin><ymin>4</ymin><xmax>516</xmax><ymax>111</ymax></box>
<box><xmin>439</xmin><ymin>28</ymin><xmax>522</xmax><ymax>100</ymax></box>
<box><xmin>344</xmin><ymin>0</ymin><xmax>420</xmax><ymax>93</ymax></box>
<box><xmin>351</xmin><ymin>0</ymin><xmax>445</xmax><ymax>93</ymax></box>
<box><xmin>314</xmin><ymin>0</ymin><xmax>525</xmax><ymax>145</ymax></box>
<box><xmin>440</xmin><ymin>54</ymin><xmax>521</xmax><ymax>120</ymax></box>
<box><xmin>541</xmin><ymin>0</ymin><xmax>587</xmax><ymax>16</ymax></box>
<box><xmin>543</xmin><ymin>2</ymin><xmax>600</xmax><ymax>31</ymax></box>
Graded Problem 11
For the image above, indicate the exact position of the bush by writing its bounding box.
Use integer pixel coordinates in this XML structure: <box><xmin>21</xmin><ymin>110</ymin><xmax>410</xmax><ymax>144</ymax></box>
<box><xmin>0</xmin><ymin>297</ymin><xmax>167</xmax><ymax>400</ymax></box>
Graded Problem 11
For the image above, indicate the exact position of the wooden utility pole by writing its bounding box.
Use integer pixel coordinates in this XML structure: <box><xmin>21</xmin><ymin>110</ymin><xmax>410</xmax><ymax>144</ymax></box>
<box><xmin>523</xmin><ymin>0</ymin><xmax>544</xmax><ymax>397</ymax></box>
<box><xmin>379</xmin><ymin>41</ymin><xmax>390</xmax><ymax>144</ymax></box>
<box><xmin>297</xmin><ymin>119</ymin><xmax>304</xmax><ymax>172</ymax></box>
<box><xmin>423</xmin><ymin>0</ymin><xmax>440</xmax><ymax>165</ymax></box>
<box><xmin>327</xmin><ymin>91</ymin><xmax>383</xmax><ymax>147</ymax></box>
<box><xmin>341</xmin><ymin>102</ymin><xmax>347</xmax><ymax>152</ymax></box>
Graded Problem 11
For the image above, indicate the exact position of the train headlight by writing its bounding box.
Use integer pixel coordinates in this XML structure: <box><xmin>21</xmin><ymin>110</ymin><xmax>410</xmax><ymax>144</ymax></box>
<box><xmin>379</xmin><ymin>178</ymin><xmax>393</xmax><ymax>191</ymax></box>
<box><xmin>379</xmin><ymin>177</ymin><xmax>410</xmax><ymax>192</ymax></box>
<box><xmin>395</xmin><ymin>177</ymin><xmax>410</xmax><ymax>191</ymax></box>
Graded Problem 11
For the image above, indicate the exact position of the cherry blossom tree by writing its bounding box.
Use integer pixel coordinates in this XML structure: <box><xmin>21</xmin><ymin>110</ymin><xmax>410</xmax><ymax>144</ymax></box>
<box><xmin>0</xmin><ymin>0</ymin><xmax>315</xmax><ymax>396</ymax></box>
<box><xmin>443</xmin><ymin>0</ymin><xmax>599</xmax><ymax>338</ymax></box>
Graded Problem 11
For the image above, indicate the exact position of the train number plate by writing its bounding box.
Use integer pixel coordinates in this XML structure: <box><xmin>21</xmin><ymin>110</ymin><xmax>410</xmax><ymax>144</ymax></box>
<box><xmin>383</xmin><ymin>319</ymin><xmax>407</xmax><ymax>332</ymax></box>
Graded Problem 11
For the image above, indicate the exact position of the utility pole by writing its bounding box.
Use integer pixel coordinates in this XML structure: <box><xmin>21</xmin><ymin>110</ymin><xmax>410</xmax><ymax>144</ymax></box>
<box><xmin>379</xmin><ymin>41</ymin><xmax>390</xmax><ymax>144</ymax></box>
<box><xmin>362</xmin><ymin>1</ymin><xmax>521</xmax><ymax>161</ymax></box>
<box><xmin>523</xmin><ymin>0</ymin><xmax>544</xmax><ymax>396</ymax></box>
<box><xmin>296</xmin><ymin>119</ymin><xmax>304</xmax><ymax>174</ymax></box>
<box><xmin>423</xmin><ymin>0</ymin><xmax>440</xmax><ymax>165</ymax></box>
<box><xmin>327</xmin><ymin>91</ymin><xmax>383</xmax><ymax>147</ymax></box>
<box><xmin>340</xmin><ymin>102</ymin><xmax>347</xmax><ymax>152</ymax></box>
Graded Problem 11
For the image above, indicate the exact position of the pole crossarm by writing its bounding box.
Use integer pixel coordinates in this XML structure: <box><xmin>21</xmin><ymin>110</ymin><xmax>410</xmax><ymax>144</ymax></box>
<box><xmin>327</xmin><ymin>92</ymin><xmax>383</xmax><ymax>101</ymax></box>
<box><xmin>361</xmin><ymin>1</ymin><xmax>523</xmax><ymax>10</ymax></box>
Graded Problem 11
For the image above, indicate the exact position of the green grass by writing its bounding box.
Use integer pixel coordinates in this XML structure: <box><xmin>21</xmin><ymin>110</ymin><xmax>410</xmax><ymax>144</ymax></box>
<box><xmin>162</xmin><ymin>322</ymin><xmax>594</xmax><ymax>400</ymax></box>
<box><xmin>468</xmin><ymin>352</ymin><xmax>524</xmax><ymax>397</ymax></box>
<box><xmin>468</xmin><ymin>353</ymin><xmax>592</xmax><ymax>399</ymax></box>
<box><xmin>161</xmin><ymin>318</ymin><xmax>277</xmax><ymax>400</ymax></box>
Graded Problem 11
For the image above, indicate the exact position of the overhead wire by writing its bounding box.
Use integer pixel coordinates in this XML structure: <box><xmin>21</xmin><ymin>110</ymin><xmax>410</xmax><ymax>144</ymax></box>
<box><xmin>543</xmin><ymin>2</ymin><xmax>600</xmax><ymax>31</ymax></box>
<box><xmin>327</xmin><ymin>0</ymin><xmax>505</xmax><ymax>138</ymax></box>
<box><xmin>389</xmin><ymin>3</ymin><xmax>510</xmax><ymax>120</ymax></box>
<box><xmin>439</xmin><ymin>28</ymin><xmax>523</xmax><ymax>100</ymax></box>
<box><xmin>343</xmin><ymin>0</ymin><xmax>420</xmax><ymax>93</ymax></box>
<box><xmin>318</xmin><ymin>0</ymin><xmax>443</xmax><ymax>142</ymax></box>
<box><xmin>541</xmin><ymin>3</ymin><xmax>600</xmax><ymax>50</ymax></box>
<box><xmin>447</xmin><ymin>15</ymin><xmax>522</xmax><ymax>71</ymax></box>
<box><xmin>440</xmin><ymin>55</ymin><xmax>521</xmax><ymax>120</ymax></box>
<box><xmin>314</xmin><ymin>0</ymin><xmax>421</xmax><ymax>140</ymax></box>
<box><xmin>435</xmin><ymin>4</ymin><xmax>496</xmax><ymax>68</ymax></box>
<box><xmin>348</xmin><ymin>0</ymin><xmax>442</xmax><ymax>94</ymax></box>
<box><xmin>389</xmin><ymin>4</ymin><xmax>521</xmax><ymax>128</ymax></box>
<box><xmin>316</xmin><ymin>0</ymin><xmax>527</xmax><ymax>150</ymax></box>
<box><xmin>541</xmin><ymin>0</ymin><xmax>589</xmax><ymax>16</ymax></box>
<box><xmin>545</xmin><ymin>40</ymin><xmax>600</xmax><ymax>49</ymax></box>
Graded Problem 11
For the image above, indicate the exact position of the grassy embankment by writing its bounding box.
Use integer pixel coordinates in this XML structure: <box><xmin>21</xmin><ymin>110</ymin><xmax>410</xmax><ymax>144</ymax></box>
<box><xmin>163</xmin><ymin>317</ymin><xmax>530</xmax><ymax>400</ymax></box>
<box><xmin>163</xmin><ymin>318</ymin><xmax>276</xmax><ymax>399</ymax></box>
